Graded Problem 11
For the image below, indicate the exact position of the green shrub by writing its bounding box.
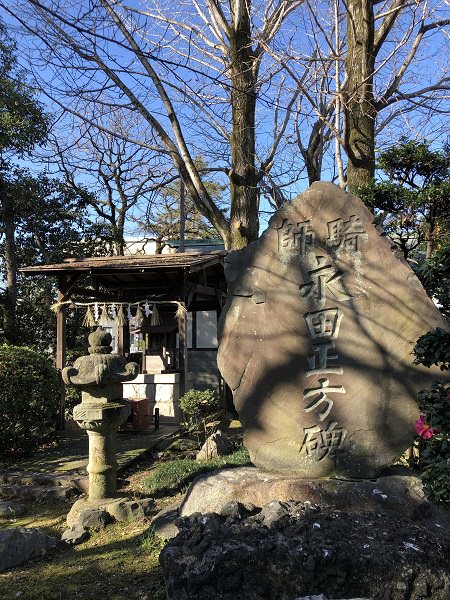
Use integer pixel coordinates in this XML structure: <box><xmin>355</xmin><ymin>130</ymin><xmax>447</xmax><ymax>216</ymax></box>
<box><xmin>0</xmin><ymin>344</ymin><xmax>59</xmax><ymax>458</ymax></box>
<box><xmin>64</xmin><ymin>349</ymin><xmax>82</xmax><ymax>418</ymax></box>
<box><xmin>179</xmin><ymin>388</ymin><xmax>219</xmax><ymax>421</ymax></box>
<box><xmin>143</xmin><ymin>446</ymin><xmax>251</xmax><ymax>496</ymax></box>
<box><xmin>416</xmin><ymin>241</ymin><xmax>450</xmax><ymax>319</ymax></box>
<box><xmin>413</xmin><ymin>331</ymin><xmax>450</xmax><ymax>508</ymax></box>
<box><xmin>179</xmin><ymin>388</ymin><xmax>221</xmax><ymax>446</ymax></box>
<box><xmin>414</xmin><ymin>328</ymin><xmax>450</xmax><ymax>370</ymax></box>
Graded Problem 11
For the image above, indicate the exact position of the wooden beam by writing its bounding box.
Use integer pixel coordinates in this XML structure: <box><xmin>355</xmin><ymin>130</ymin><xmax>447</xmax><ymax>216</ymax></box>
<box><xmin>186</xmin><ymin>300</ymin><xmax>222</xmax><ymax>312</ymax></box>
<box><xmin>216</xmin><ymin>282</ymin><xmax>226</xmax><ymax>310</ymax></box>
<box><xmin>186</xmin><ymin>282</ymin><xmax>218</xmax><ymax>296</ymax></box>
<box><xmin>94</xmin><ymin>282</ymin><xmax>176</xmax><ymax>291</ymax></box>
<box><xmin>96</xmin><ymin>273</ymin><xmax>123</xmax><ymax>286</ymax></box>
<box><xmin>189</xmin><ymin>257</ymin><xmax>221</xmax><ymax>273</ymax></box>
<box><xmin>186</xmin><ymin>287</ymin><xmax>195</xmax><ymax>311</ymax></box>
<box><xmin>69</xmin><ymin>286</ymin><xmax>114</xmax><ymax>300</ymax></box>
<box><xmin>58</xmin><ymin>273</ymin><xmax>80</xmax><ymax>303</ymax></box>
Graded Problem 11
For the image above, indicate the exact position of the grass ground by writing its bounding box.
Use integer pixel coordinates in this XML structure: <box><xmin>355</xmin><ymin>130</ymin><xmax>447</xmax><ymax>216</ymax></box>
<box><xmin>1</xmin><ymin>517</ymin><xmax>166</xmax><ymax>600</ymax></box>
<box><xmin>0</xmin><ymin>477</ymin><xmax>168</xmax><ymax>599</ymax></box>
<box><xmin>0</xmin><ymin>424</ymin><xmax>246</xmax><ymax>600</ymax></box>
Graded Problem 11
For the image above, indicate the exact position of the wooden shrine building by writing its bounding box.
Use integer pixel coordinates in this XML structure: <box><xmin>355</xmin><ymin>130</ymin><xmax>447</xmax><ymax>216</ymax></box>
<box><xmin>21</xmin><ymin>251</ymin><xmax>227</xmax><ymax>428</ymax></box>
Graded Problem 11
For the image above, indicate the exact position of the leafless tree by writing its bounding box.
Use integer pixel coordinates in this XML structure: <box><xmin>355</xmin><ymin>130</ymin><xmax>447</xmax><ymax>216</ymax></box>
<box><xmin>140</xmin><ymin>162</ymin><xmax>227</xmax><ymax>253</ymax></box>
<box><xmin>51</xmin><ymin>112</ymin><xmax>171</xmax><ymax>255</ymax></box>
<box><xmin>277</xmin><ymin>0</ymin><xmax>450</xmax><ymax>189</ymax></box>
<box><xmin>3</xmin><ymin>0</ymin><xmax>307</xmax><ymax>249</ymax></box>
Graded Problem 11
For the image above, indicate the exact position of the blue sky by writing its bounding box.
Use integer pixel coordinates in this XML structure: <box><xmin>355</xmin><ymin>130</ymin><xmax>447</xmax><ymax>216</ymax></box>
<box><xmin>2</xmin><ymin>1</ymin><xmax>449</xmax><ymax>241</ymax></box>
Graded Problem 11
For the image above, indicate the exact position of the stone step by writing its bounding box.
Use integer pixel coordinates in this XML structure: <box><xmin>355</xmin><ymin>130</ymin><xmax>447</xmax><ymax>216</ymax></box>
<box><xmin>0</xmin><ymin>483</ymin><xmax>78</xmax><ymax>502</ymax></box>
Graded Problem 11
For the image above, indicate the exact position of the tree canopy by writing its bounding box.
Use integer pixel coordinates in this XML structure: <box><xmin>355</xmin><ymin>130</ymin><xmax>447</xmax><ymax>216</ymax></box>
<box><xmin>0</xmin><ymin>20</ymin><xmax>50</xmax><ymax>343</ymax></box>
<box><xmin>0</xmin><ymin>20</ymin><xmax>48</xmax><ymax>158</ymax></box>
<box><xmin>358</xmin><ymin>140</ymin><xmax>450</xmax><ymax>259</ymax></box>
<box><xmin>0</xmin><ymin>21</ymin><xmax>107</xmax><ymax>346</ymax></box>
<box><xmin>0</xmin><ymin>3</ymin><xmax>448</xmax><ymax>253</ymax></box>
<box><xmin>0</xmin><ymin>168</ymin><xmax>109</xmax><ymax>348</ymax></box>
<box><xmin>357</xmin><ymin>139</ymin><xmax>450</xmax><ymax>316</ymax></box>
<box><xmin>3</xmin><ymin>1</ymin><xmax>446</xmax><ymax>249</ymax></box>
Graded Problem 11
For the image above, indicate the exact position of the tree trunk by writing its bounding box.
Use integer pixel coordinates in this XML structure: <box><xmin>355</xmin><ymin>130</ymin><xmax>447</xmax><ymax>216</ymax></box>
<box><xmin>0</xmin><ymin>174</ymin><xmax>18</xmax><ymax>345</ymax></box>
<box><xmin>179</xmin><ymin>178</ymin><xmax>186</xmax><ymax>252</ymax></box>
<box><xmin>425</xmin><ymin>201</ymin><xmax>439</xmax><ymax>259</ymax></box>
<box><xmin>344</xmin><ymin>0</ymin><xmax>377</xmax><ymax>191</ymax></box>
<box><xmin>228</xmin><ymin>4</ymin><xmax>259</xmax><ymax>249</ymax></box>
<box><xmin>115</xmin><ymin>213</ymin><xmax>126</xmax><ymax>256</ymax></box>
<box><xmin>302</xmin><ymin>121</ymin><xmax>325</xmax><ymax>185</ymax></box>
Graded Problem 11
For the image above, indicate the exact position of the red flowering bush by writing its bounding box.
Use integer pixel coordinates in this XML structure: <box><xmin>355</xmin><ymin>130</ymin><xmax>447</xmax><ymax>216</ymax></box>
<box><xmin>415</xmin><ymin>415</ymin><xmax>439</xmax><ymax>440</ymax></box>
<box><xmin>414</xmin><ymin>332</ymin><xmax>450</xmax><ymax>508</ymax></box>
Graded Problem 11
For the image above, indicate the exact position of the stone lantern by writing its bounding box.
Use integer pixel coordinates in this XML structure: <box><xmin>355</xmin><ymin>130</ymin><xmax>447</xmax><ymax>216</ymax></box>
<box><xmin>62</xmin><ymin>328</ymin><xmax>139</xmax><ymax>500</ymax></box>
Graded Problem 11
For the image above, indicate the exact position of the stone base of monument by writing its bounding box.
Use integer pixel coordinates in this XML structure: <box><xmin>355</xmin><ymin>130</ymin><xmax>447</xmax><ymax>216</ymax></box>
<box><xmin>156</xmin><ymin>467</ymin><xmax>450</xmax><ymax>600</ymax></box>
<box><xmin>178</xmin><ymin>466</ymin><xmax>433</xmax><ymax>518</ymax></box>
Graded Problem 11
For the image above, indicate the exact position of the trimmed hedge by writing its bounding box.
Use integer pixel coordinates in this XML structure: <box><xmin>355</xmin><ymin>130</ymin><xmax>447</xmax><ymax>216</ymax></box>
<box><xmin>0</xmin><ymin>345</ymin><xmax>59</xmax><ymax>458</ymax></box>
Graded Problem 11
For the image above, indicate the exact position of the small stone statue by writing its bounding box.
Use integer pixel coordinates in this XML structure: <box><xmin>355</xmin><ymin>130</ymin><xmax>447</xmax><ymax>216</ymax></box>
<box><xmin>63</xmin><ymin>328</ymin><xmax>138</xmax><ymax>500</ymax></box>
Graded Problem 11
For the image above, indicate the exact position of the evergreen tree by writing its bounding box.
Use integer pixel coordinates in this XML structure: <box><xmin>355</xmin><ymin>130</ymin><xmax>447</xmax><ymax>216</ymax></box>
<box><xmin>357</xmin><ymin>139</ymin><xmax>450</xmax><ymax>316</ymax></box>
<box><xmin>0</xmin><ymin>168</ymin><xmax>109</xmax><ymax>349</ymax></box>
<box><xmin>0</xmin><ymin>20</ymin><xmax>49</xmax><ymax>343</ymax></box>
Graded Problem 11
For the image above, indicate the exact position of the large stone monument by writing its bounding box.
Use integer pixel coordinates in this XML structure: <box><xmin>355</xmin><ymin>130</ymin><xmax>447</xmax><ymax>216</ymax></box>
<box><xmin>62</xmin><ymin>328</ymin><xmax>138</xmax><ymax>499</ymax></box>
<box><xmin>218</xmin><ymin>182</ymin><xmax>447</xmax><ymax>479</ymax></box>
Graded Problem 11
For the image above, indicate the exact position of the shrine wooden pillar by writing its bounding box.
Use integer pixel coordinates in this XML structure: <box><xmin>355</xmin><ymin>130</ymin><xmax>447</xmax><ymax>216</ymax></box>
<box><xmin>178</xmin><ymin>268</ymin><xmax>188</xmax><ymax>395</ymax></box>
<box><xmin>56</xmin><ymin>272</ymin><xmax>79</xmax><ymax>430</ymax></box>
<box><xmin>56</xmin><ymin>276</ymin><xmax>67</xmax><ymax>430</ymax></box>
<box><xmin>117</xmin><ymin>323</ymin><xmax>130</xmax><ymax>357</ymax></box>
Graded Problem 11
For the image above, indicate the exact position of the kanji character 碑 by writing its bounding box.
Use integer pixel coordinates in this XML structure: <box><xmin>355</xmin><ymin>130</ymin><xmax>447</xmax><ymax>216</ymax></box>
<box><xmin>300</xmin><ymin>421</ymin><xmax>347</xmax><ymax>460</ymax></box>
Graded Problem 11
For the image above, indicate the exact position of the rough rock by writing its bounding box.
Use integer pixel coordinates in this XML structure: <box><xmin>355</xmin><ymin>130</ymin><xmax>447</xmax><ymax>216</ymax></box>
<box><xmin>219</xmin><ymin>501</ymin><xmax>258</xmax><ymax>520</ymax></box>
<box><xmin>106</xmin><ymin>498</ymin><xmax>156</xmax><ymax>522</ymax></box>
<box><xmin>160</xmin><ymin>500</ymin><xmax>450</xmax><ymax>600</ymax></box>
<box><xmin>258</xmin><ymin>500</ymin><xmax>290</xmax><ymax>528</ymax></box>
<box><xmin>0</xmin><ymin>527</ymin><xmax>57</xmax><ymax>572</ymax></box>
<box><xmin>67</xmin><ymin>497</ymin><xmax>121</xmax><ymax>527</ymax></box>
<box><xmin>67</xmin><ymin>496</ymin><xmax>157</xmax><ymax>530</ymax></box>
<box><xmin>61</xmin><ymin>525</ymin><xmax>90</xmax><ymax>546</ymax></box>
<box><xmin>218</xmin><ymin>182</ymin><xmax>447</xmax><ymax>478</ymax></box>
<box><xmin>294</xmin><ymin>597</ymin><xmax>369</xmax><ymax>600</ymax></box>
<box><xmin>76</xmin><ymin>508</ymin><xmax>112</xmax><ymax>531</ymax></box>
<box><xmin>179</xmin><ymin>466</ymin><xmax>438</xmax><ymax>520</ymax></box>
<box><xmin>0</xmin><ymin>500</ymin><xmax>25</xmax><ymax>518</ymax></box>
<box><xmin>196</xmin><ymin>430</ymin><xmax>234</xmax><ymax>461</ymax></box>
<box><xmin>151</xmin><ymin>503</ymin><xmax>181</xmax><ymax>540</ymax></box>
